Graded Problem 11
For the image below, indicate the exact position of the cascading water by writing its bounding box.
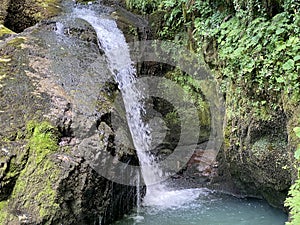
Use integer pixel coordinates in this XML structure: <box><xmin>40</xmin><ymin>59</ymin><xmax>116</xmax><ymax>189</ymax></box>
<box><xmin>52</xmin><ymin>5</ymin><xmax>289</xmax><ymax>225</ymax></box>
<box><xmin>73</xmin><ymin>7</ymin><xmax>203</xmax><ymax>213</ymax></box>
<box><xmin>72</xmin><ymin>7</ymin><xmax>172</xmax><ymax>207</ymax></box>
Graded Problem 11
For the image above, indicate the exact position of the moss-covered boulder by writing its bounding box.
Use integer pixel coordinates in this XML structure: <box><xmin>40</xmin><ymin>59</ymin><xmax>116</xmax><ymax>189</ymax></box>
<box><xmin>0</xmin><ymin>7</ymin><xmax>141</xmax><ymax>225</ymax></box>
<box><xmin>222</xmin><ymin>110</ymin><xmax>291</xmax><ymax>207</ymax></box>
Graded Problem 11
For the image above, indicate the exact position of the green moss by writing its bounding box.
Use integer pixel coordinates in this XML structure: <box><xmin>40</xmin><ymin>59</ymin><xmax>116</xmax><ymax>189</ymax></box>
<box><xmin>0</xmin><ymin>201</ymin><xmax>8</xmax><ymax>224</ymax></box>
<box><xmin>5</xmin><ymin>152</ymin><xmax>28</xmax><ymax>179</ymax></box>
<box><xmin>164</xmin><ymin>69</ymin><xmax>211</xmax><ymax>127</ymax></box>
<box><xmin>165</xmin><ymin>111</ymin><xmax>180</xmax><ymax>125</ymax></box>
<box><xmin>35</xmin><ymin>179</ymin><xmax>60</xmax><ymax>218</ymax></box>
<box><xmin>252</xmin><ymin>137</ymin><xmax>287</xmax><ymax>158</ymax></box>
<box><xmin>6</xmin><ymin>36</ymin><xmax>27</xmax><ymax>49</ymax></box>
<box><xmin>26</xmin><ymin>121</ymin><xmax>59</xmax><ymax>164</ymax></box>
<box><xmin>0</xmin><ymin>121</ymin><xmax>62</xmax><ymax>223</ymax></box>
<box><xmin>33</xmin><ymin>0</ymin><xmax>62</xmax><ymax>21</ymax></box>
<box><xmin>0</xmin><ymin>25</ymin><xmax>14</xmax><ymax>39</ymax></box>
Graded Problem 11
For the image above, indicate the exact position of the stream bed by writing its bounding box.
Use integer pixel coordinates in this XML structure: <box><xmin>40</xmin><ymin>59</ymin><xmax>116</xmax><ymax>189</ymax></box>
<box><xmin>113</xmin><ymin>188</ymin><xmax>288</xmax><ymax>225</ymax></box>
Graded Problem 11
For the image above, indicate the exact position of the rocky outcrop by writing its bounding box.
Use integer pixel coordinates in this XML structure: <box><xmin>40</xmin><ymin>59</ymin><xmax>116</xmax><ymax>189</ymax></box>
<box><xmin>221</xmin><ymin>111</ymin><xmax>292</xmax><ymax>207</ymax></box>
<box><xmin>0</xmin><ymin>7</ymin><xmax>142</xmax><ymax>225</ymax></box>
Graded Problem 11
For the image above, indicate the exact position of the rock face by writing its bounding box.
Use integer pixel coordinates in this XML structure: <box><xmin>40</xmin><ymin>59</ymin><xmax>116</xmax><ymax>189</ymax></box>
<box><xmin>222</xmin><ymin>112</ymin><xmax>292</xmax><ymax>207</ymax></box>
<box><xmin>0</xmin><ymin>4</ymin><xmax>142</xmax><ymax>225</ymax></box>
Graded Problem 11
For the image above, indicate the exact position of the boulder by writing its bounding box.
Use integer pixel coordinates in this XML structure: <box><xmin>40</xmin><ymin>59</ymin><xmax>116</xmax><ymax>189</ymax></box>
<box><xmin>0</xmin><ymin>10</ymin><xmax>142</xmax><ymax>225</ymax></box>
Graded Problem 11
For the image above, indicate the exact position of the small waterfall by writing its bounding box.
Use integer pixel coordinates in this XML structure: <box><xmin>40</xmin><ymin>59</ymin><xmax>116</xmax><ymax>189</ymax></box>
<box><xmin>73</xmin><ymin>7</ymin><xmax>165</xmax><ymax>196</ymax></box>
<box><xmin>73</xmin><ymin>7</ymin><xmax>201</xmax><ymax>212</ymax></box>
<box><xmin>135</xmin><ymin>171</ymin><xmax>144</xmax><ymax>222</ymax></box>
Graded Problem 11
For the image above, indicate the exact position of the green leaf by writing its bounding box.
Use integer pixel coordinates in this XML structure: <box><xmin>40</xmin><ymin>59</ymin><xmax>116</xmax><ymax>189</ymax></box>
<box><xmin>275</xmin><ymin>41</ymin><xmax>286</xmax><ymax>52</ymax></box>
<box><xmin>295</xmin><ymin>147</ymin><xmax>300</xmax><ymax>160</ymax></box>
<box><xmin>276</xmin><ymin>28</ymin><xmax>285</xmax><ymax>35</ymax></box>
<box><xmin>294</xmin><ymin>127</ymin><xmax>300</xmax><ymax>138</ymax></box>
<box><xmin>294</xmin><ymin>55</ymin><xmax>300</xmax><ymax>62</ymax></box>
<box><xmin>283</xmin><ymin>59</ymin><xmax>295</xmax><ymax>70</ymax></box>
<box><xmin>276</xmin><ymin>76</ymin><xmax>285</xmax><ymax>83</ymax></box>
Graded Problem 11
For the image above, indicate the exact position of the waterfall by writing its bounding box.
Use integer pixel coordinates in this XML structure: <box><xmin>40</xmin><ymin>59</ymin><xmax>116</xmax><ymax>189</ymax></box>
<box><xmin>73</xmin><ymin>7</ymin><xmax>201</xmax><ymax>212</ymax></box>
<box><xmin>73</xmin><ymin>7</ymin><xmax>164</xmax><ymax>192</ymax></box>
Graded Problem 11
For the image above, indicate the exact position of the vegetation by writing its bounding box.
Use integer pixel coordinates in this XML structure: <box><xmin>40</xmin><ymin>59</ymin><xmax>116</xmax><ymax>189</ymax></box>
<box><xmin>126</xmin><ymin>0</ymin><xmax>300</xmax><ymax>121</ymax></box>
<box><xmin>26</xmin><ymin>121</ymin><xmax>59</xmax><ymax>163</ymax></box>
<box><xmin>0</xmin><ymin>121</ymin><xmax>61</xmax><ymax>223</ymax></box>
<box><xmin>285</xmin><ymin>127</ymin><xmax>300</xmax><ymax>225</ymax></box>
<box><xmin>126</xmin><ymin>0</ymin><xmax>300</xmax><ymax>222</ymax></box>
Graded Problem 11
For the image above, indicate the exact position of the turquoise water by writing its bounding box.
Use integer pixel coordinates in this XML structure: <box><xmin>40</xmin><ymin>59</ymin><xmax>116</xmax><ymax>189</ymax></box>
<box><xmin>113</xmin><ymin>188</ymin><xmax>288</xmax><ymax>225</ymax></box>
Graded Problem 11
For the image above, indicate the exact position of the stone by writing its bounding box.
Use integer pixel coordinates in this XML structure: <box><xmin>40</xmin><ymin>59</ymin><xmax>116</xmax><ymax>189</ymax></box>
<box><xmin>0</xmin><ymin>7</ymin><xmax>142</xmax><ymax>225</ymax></box>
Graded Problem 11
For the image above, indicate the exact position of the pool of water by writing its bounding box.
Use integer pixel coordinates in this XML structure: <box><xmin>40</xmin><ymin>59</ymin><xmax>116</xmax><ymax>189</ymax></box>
<box><xmin>113</xmin><ymin>188</ymin><xmax>288</xmax><ymax>225</ymax></box>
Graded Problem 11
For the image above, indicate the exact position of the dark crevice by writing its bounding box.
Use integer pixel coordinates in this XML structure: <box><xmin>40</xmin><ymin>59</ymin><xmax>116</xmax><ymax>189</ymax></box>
<box><xmin>4</xmin><ymin>0</ymin><xmax>38</xmax><ymax>33</ymax></box>
<box><xmin>99</xmin><ymin>113</ymin><xmax>112</xmax><ymax>128</ymax></box>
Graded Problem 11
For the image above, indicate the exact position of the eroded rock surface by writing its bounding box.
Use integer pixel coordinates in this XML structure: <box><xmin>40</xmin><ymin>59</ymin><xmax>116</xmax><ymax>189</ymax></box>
<box><xmin>0</xmin><ymin>6</ymin><xmax>142</xmax><ymax>225</ymax></box>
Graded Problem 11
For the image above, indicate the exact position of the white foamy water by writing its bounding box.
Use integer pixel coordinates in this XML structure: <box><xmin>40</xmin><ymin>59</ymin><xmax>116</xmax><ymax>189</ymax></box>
<box><xmin>55</xmin><ymin>22</ymin><xmax>64</xmax><ymax>35</ymax></box>
<box><xmin>113</xmin><ymin>189</ymin><xmax>288</xmax><ymax>225</ymax></box>
<box><xmin>143</xmin><ymin>187</ymin><xmax>210</xmax><ymax>209</ymax></box>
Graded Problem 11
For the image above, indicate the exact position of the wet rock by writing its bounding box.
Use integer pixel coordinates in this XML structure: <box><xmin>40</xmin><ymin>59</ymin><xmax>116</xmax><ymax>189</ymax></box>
<box><xmin>221</xmin><ymin>112</ymin><xmax>291</xmax><ymax>208</ymax></box>
<box><xmin>0</xmin><ymin>11</ymin><xmax>142</xmax><ymax>225</ymax></box>
<box><xmin>110</xmin><ymin>5</ymin><xmax>149</xmax><ymax>42</ymax></box>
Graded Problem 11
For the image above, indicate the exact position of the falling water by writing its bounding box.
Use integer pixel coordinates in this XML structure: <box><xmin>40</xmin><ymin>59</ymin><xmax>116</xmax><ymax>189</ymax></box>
<box><xmin>136</xmin><ymin>172</ymin><xmax>141</xmax><ymax>214</ymax></box>
<box><xmin>73</xmin><ymin>8</ymin><xmax>206</xmax><ymax>218</ymax></box>
<box><xmin>73</xmin><ymin>7</ymin><xmax>165</xmax><ymax>197</ymax></box>
<box><xmin>59</xmin><ymin>7</ymin><xmax>289</xmax><ymax>225</ymax></box>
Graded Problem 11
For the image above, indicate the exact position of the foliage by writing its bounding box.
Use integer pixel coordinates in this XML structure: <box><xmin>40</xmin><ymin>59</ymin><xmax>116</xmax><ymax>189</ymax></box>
<box><xmin>294</xmin><ymin>127</ymin><xmax>300</xmax><ymax>159</ymax></box>
<box><xmin>137</xmin><ymin>0</ymin><xmax>299</xmax><ymax>120</ymax></box>
<box><xmin>125</xmin><ymin>0</ymin><xmax>160</xmax><ymax>14</ymax></box>
<box><xmin>285</xmin><ymin>127</ymin><xmax>300</xmax><ymax>225</ymax></box>
<box><xmin>214</xmin><ymin>11</ymin><xmax>300</xmax><ymax>118</ymax></box>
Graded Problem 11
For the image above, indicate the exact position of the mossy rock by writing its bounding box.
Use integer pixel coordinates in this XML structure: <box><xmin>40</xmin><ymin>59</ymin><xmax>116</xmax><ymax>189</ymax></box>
<box><xmin>0</xmin><ymin>121</ymin><xmax>62</xmax><ymax>224</ymax></box>
<box><xmin>111</xmin><ymin>5</ymin><xmax>149</xmax><ymax>42</ymax></box>
<box><xmin>4</xmin><ymin>0</ymin><xmax>61</xmax><ymax>33</ymax></box>
<box><xmin>222</xmin><ymin>111</ymin><xmax>292</xmax><ymax>208</ymax></box>
<box><xmin>0</xmin><ymin>25</ymin><xmax>14</xmax><ymax>41</ymax></box>
<box><xmin>0</xmin><ymin>14</ymin><xmax>141</xmax><ymax>224</ymax></box>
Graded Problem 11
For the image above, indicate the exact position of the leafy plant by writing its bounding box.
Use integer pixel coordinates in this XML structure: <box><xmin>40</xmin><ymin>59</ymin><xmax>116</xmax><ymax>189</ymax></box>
<box><xmin>285</xmin><ymin>127</ymin><xmax>300</xmax><ymax>225</ymax></box>
<box><xmin>125</xmin><ymin>0</ymin><xmax>160</xmax><ymax>14</ymax></box>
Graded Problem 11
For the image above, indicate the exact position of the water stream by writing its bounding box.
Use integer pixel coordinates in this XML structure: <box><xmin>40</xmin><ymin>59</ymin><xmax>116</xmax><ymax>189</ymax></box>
<box><xmin>73</xmin><ymin>6</ymin><xmax>168</xmax><ymax>211</ymax></box>
<box><xmin>71</xmin><ymin>6</ymin><xmax>288</xmax><ymax>225</ymax></box>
